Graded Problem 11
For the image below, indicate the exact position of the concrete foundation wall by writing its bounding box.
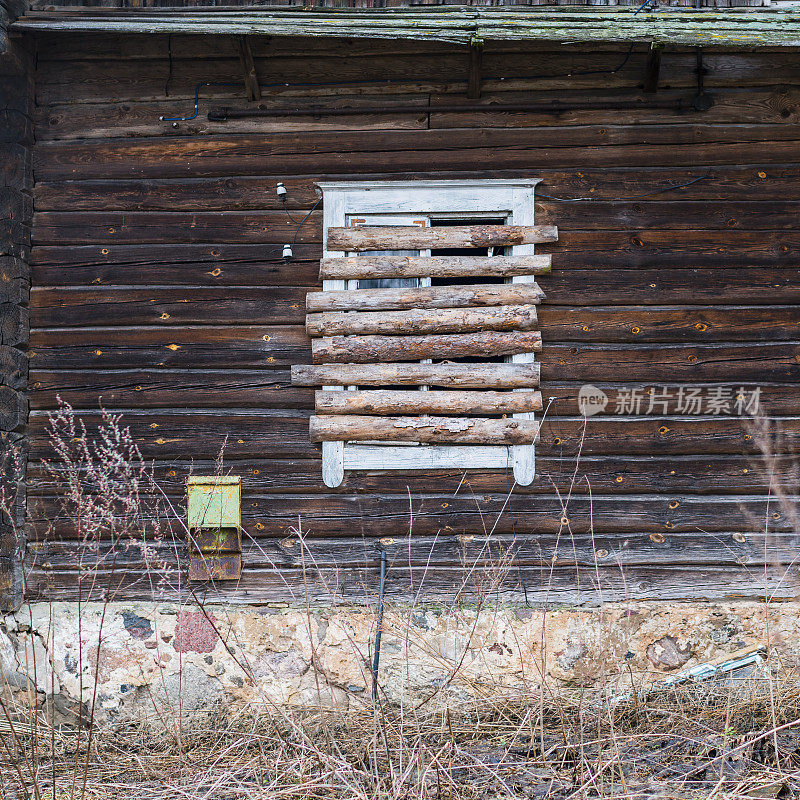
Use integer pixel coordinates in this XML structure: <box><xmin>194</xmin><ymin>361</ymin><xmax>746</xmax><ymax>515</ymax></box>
<box><xmin>1</xmin><ymin>600</ymin><xmax>797</xmax><ymax>726</ymax></box>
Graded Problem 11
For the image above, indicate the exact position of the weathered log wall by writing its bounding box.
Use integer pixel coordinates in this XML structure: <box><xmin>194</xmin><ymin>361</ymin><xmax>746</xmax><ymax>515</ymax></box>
<box><xmin>22</xmin><ymin>33</ymin><xmax>800</xmax><ymax>604</ymax></box>
<box><xmin>0</xmin><ymin>2</ymin><xmax>32</xmax><ymax>612</ymax></box>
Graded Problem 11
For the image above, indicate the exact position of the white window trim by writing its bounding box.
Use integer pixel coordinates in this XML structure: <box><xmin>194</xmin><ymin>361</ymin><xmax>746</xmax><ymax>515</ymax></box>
<box><xmin>316</xmin><ymin>179</ymin><xmax>542</xmax><ymax>489</ymax></box>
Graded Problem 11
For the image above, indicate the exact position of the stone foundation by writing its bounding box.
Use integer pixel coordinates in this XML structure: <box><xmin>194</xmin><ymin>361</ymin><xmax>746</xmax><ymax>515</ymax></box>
<box><xmin>1</xmin><ymin>600</ymin><xmax>797</xmax><ymax>725</ymax></box>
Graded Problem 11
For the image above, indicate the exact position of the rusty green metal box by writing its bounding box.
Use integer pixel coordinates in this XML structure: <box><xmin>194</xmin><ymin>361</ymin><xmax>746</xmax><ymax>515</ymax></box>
<box><xmin>187</xmin><ymin>476</ymin><xmax>242</xmax><ymax>581</ymax></box>
<box><xmin>188</xmin><ymin>475</ymin><xmax>241</xmax><ymax>531</ymax></box>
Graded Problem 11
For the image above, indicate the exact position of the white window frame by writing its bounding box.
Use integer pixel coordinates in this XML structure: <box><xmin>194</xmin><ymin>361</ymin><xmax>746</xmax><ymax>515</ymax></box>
<box><xmin>316</xmin><ymin>179</ymin><xmax>542</xmax><ymax>488</ymax></box>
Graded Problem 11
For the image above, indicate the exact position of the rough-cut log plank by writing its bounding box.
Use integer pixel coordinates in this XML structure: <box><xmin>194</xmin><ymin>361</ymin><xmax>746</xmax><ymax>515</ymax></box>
<box><xmin>33</xmin><ymin>126</ymin><xmax>800</xmax><ymax>182</ymax></box>
<box><xmin>319</xmin><ymin>254</ymin><xmax>552</xmax><ymax>280</ymax></box>
<box><xmin>292</xmin><ymin>362</ymin><xmax>540</xmax><ymax>388</ymax></box>
<box><xmin>315</xmin><ymin>389</ymin><xmax>542</xmax><ymax>416</ymax></box>
<box><xmin>16</xmin><ymin>8</ymin><xmax>800</xmax><ymax>49</ymax></box>
<box><xmin>26</xmin><ymin>490</ymin><xmax>799</xmax><ymax>540</ymax></box>
<box><xmin>306</xmin><ymin>283</ymin><xmax>544</xmax><ymax>313</ymax></box>
<box><xmin>33</xmin><ymin>167</ymin><xmax>800</xmax><ymax>211</ymax></box>
<box><xmin>306</xmin><ymin>305</ymin><xmax>538</xmax><ymax>337</ymax></box>
<box><xmin>327</xmin><ymin>224</ymin><xmax>558</xmax><ymax>251</ymax></box>
<box><xmin>309</xmin><ymin>415</ymin><xmax>538</xmax><ymax>445</ymax></box>
<box><xmin>27</xmin><ymin>454</ymin><xmax>798</xmax><ymax>497</ymax></box>
<box><xmin>312</xmin><ymin>330</ymin><xmax>542</xmax><ymax>364</ymax></box>
<box><xmin>23</xmin><ymin>565</ymin><xmax>796</xmax><ymax>605</ymax></box>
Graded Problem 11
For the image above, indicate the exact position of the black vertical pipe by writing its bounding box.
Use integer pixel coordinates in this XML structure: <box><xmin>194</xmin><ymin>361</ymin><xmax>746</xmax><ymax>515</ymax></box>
<box><xmin>372</xmin><ymin>547</ymin><xmax>387</xmax><ymax>701</ymax></box>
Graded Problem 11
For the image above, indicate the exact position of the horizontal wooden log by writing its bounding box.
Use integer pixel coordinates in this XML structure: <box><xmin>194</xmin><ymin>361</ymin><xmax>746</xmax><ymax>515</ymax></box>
<box><xmin>29</xmin><ymin>369</ymin><xmax>311</xmax><ymax>409</ymax></box>
<box><xmin>26</xmin><ymin>490</ymin><xmax>797</xmax><ymax>539</ymax></box>
<box><xmin>312</xmin><ymin>330</ymin><xmax>542</xmax><ymax>364</ymax></box>
<box><xmin>32</xmin><ymin>87</ymin><xmax>800</xmax><ymax>143</ymax></box>
<box><xmin>292</xmin><ymin>362</ymin><xmax>539</xmax><ymax>388</ymax></box>
<box><xmin>306</xmin><ymin>283</ymin><xmax>544</xmax><ymax>313</ymax></box>
<box><xmin>23</xmin><ymin>564</ymin><xmax>795</xmax><ymax>605</ymax></box>
<box><xmin>27</xmin><ymin>453</ymin><xmax>799</xmax><ymax>497</ymax></box>
<box><xmin>32</xmin><ymin>126</ymin><xmax>800</xmax><ymax>181</ymax></box>
<box><xmin>29</xmin><ymin>371</ymin><xmax>799</xmax><ymax>416</ymax></box>
<box><xmin>327</xmin><ymin>224</ymin><xmax>558</xmax><ymax>252</ymax></box>
<box><xmin>319</xmin><ymin>254</ymin><xmax>552</xmax><ymax>280</ymax></box>
<box><xmin>315</xmin><ymin>389</ymin><xmax>542</xmax><ymax>416</ymax></box>
<box><xmin>29</xmin><ymin>326</ymin><xmax>310</xmax><ymax>369</ymax></box>
<box><xmin>306</xmin><ymin>305</ymin><xmax>538</xmax><ymax>337</ymax></box>
<box><xmin>28</xmin><ymin>328</ymin><xmax>794</xmax><ymax>379</ymax></box>
<box><xmin>309</xmin><ymin>415</ymin><xmax>538</xmax><ymax>444</ymax></box>
<box><xmin>16</xmin><ymin>7</ymin><xmax>800</xmax><ymax>47</ymax></box>
<box><xmin>33</xmin><ymin>167</ymin><xmax>800</xmax><ymax>212</ymax></box>
<box><xmin>28</xmin><ymin>301</ymin><xmax>800</xmax><ymax>342</ymax></box>
<box><xmin>27</xmin><ymin>412</ymin><xmax>800</xmax><ymax>460</ymax></box>
<box><xmin>31</xmin><ymin>529</ymin><xmax>792</xmax><ymax>574</ymax></box>
<box><xmin>30</xmin><ymin>286</ymin><xmax>307</xmax><ymax>327</ymax></box>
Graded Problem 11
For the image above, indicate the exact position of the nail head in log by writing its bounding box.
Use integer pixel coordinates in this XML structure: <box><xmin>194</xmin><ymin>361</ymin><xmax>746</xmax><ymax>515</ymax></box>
<box><xmin>315</xmin><ymin>389</ymin><xmax>543</xmax><ymax>415</ymax></box>
<box><xmin>319</xmin><ymin>254</ymin><xmax>552</xmax><ymax>280</ymax></box>
<box><xmin>306</xmin><ymin>305</ymin><xmax>538</xmax><ymax>337</ymax></box>
<box><xmin>306</xmin><ymin>282</ymin><xmax>544</xmax><ymax>313</ymax></box>
<box><xmin>311</xmin><ymin>330</ymin><xmax>543</xmax><ymax>364</ymax></box>
<box><xmin>327</xmin><ymin>225</ymin><xmax>558</xmax><ymax>251</ymax></box>
<box><xmin>291</xmin><ymin>362</ymin><xmax>541</xmax><ymax>388</ymax></box>
<box><xmin>309</xmin><ymin>415</ymin><xmax>540</xmax><ymax>444</ymax></box>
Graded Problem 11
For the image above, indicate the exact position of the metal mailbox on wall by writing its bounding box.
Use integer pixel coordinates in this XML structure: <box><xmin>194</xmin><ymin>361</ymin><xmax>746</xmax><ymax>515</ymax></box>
<box><xmin>187</xmin><ymin>476</ymin><xmax>242</xmax><ymax>581</ymax></box>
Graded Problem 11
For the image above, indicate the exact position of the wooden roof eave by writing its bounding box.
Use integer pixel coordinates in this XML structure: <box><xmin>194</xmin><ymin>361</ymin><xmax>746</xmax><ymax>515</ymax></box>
<box><xmin>11</xmin><ymin>6</ymin><xmax>800</xmax><ymax>47</ymax></box>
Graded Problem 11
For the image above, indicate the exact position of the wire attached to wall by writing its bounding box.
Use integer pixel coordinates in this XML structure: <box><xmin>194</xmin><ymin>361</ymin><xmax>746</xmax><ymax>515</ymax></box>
<box><xmin>158</xmin><ymin>40</ymin><xmax>648</xmax><ymax>124</ymax></box>
<box><xmin>160</xmin><ymin>81</ymin><xmax>244</xmax><ymax>123</ymax></box>
<box><xmin>537</xmin><ymin>174</ymin><xmax>711</xmax><ymax>203</ymax></box>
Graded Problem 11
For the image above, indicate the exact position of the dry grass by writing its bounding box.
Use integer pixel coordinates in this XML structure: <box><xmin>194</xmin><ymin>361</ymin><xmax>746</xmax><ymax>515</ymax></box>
<box><xmin>3</xmin><ymin>673</ymin><xmax>800</xmax><ymax>800</ymax></box>
<box><xmin>1</xmin><ymin>402</ymin><xmax>799</xmax><ymax>799</ymax></box>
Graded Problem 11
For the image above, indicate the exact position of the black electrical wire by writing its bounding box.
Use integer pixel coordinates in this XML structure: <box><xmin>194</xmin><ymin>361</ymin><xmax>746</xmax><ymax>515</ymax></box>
<box><xmin>372</xmin><ymin>546</ymin><xmax>388</xmax><ymax>702</ymax></box>
<box><xmin>289</xmin><ymin>197</ymin><xmax>323</xmax><ymax>254</ymax></box>
<box><xmin>537</xmin><ymin>173</ymin><xmax>711</xmax><ymax>203</ymax></box>
<box><xmin>161</xmin><ymin>43</ymin><xmax>644</xmax><ymax>122</ymax></box>
<box><xmin>164</xmin><ymin>33</ymin><xmax>174</xmax><ymax>97</ymax></box>
<box><xmin>160</xmin><ymin>81</ymin><xmax>244</xmax><ymax>122</ymax></box>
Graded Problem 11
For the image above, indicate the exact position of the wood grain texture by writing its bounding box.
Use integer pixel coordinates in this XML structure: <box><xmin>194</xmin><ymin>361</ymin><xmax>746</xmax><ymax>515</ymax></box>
<box><xmin>319</xmin><ymin>254</ymin><xmax>552</xmax><ymax>280</ymax></box>
<box><xmin>311</xmin><ymin>330</ymin><xmax>543</xmax><ymax>363</ymax></box>
<box><xmin>306</xmin><ymin>305</ymin><xmax>538</xmax><ymax>336</ymax></box>
<box><xmin>26</xmin><ymin>453</ymin><xmax>798</xmax><ymax>496</ymax></box>
<box><xmin>309</xmin><ymin>415</ymin><xmax>539</xmax><ymax>444</ymax></box>
<box><xmin>306</xmin><ymin>283</ymin><xmax>544</xmax><ymax>313</ymax></box>
<box><xmin>22</xmin><ymin>33</ymin><xmax>800</xmax><ymax>602</ymax></box>
<box><xmin>315</xmin><ymin>389</ymin><xmax>543</xmax><ymax>415</ymax></box>
<box><xmin>327</xmin><ymin>224</ymin><xmax>558</xmax><ymax>251</ymax></box>
<box><xmin>292</xmin><ymin>362</ymin><xmax>541</xmax><ymax>388</ymax></box>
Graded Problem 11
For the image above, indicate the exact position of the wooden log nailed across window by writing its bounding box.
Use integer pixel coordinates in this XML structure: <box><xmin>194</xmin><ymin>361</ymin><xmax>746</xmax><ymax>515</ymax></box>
<box><xmin>327</xmin><ymin>224</ymin><xmax>558</xmax><ymax>251</ymax></box>
<box><xmin>306</xmin><ymin>304</ymin><xmax>538</xmax><ymax>337</ymax></box>
<box><xmin>312</xmin><ymin>330</ymin><xmax>542</xmax><ymax>364</ymax></box>
<box><xmin>306</xmin><ymin>282</ymin><xmax>544</xmax><ymax>313</ymax></box>
<box><xmin>319</xmin><ymin>254</ymin><xmax>552</xmax><ymax>280</ymax></box>
<box><xmin>315</xmin><ymin>389</ymin><xmax>543</xmax><ymax>416</ymax></box>
<box><xmin>291</xmin><ymin>362</ymin><xmax>541</xmax><ymax>388</ymax></box>
<box><xmin>309</xmin><ymin>415</ymin><xmax>539</xmax><ymax>445</ymax></box>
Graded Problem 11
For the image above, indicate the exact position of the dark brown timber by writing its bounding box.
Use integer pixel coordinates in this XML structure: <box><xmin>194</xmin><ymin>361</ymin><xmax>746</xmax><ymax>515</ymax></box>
<box><xmin>21</xmin><ymin>35</ymin><xmax>800</xmax><ymax>603</ymax></box>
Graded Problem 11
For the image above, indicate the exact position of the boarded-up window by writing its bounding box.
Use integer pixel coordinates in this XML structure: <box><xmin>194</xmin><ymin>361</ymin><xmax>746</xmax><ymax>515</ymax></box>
<box><xmin>291</xmin><ymin>180</ymin><xmax>556</xmax><ymax>488</ymax></box>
